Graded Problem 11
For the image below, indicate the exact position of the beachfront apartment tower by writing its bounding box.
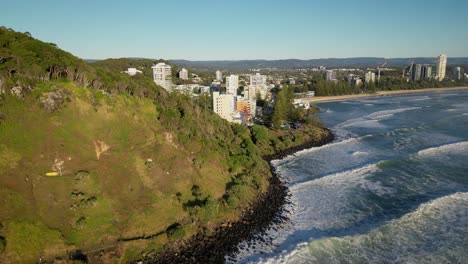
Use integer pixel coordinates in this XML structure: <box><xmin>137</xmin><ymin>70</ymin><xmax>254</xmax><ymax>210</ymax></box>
<box><xmin>152</xmin><ymin>63</ymin><xmax>173</xmax><ymax>91</ymax></box>
<box><xmin>436</xmin><ymin>54</ymin><xmax>447</xmax><ymax>81</ymax></box>
<box><xmin>412</xmin><ymin>64</ymin><xmax>423</xmax><ymax>81</ymax></box>
<box><xmin>212</xmin><ymin>91</ymin><xmax>236</xmax><ymax>122</ymax></box>
<box><xmin>179</xmin><ymin>68</ymin><xmax>189</xmax><ymax>80</ymax></box>
<box><xmin>453</xmin><ymin>67</ymin><xmax>463</xmax><ymax>80</ymax></box>
<box><xmin>365</xmin><ymin>71</ymin><xmax>376</xmax><ymax>83</ymax></box>
<box><xmin>422</xmin><ymin>65</ymin><xmax>432</xmax><ymax>80</ymax></box>
<box><xmin>226</xmin><ymin>74</ymin><xmax>239</xmax><ymax>95</ymax></box>
<box><xmin>326</xmin><ymin>70</ymin><xmax>337</xmax><ymax>81</ymax></box>
<box><xmin>216</xmin><ymin>70</ymin><xmax>223</xmax><ymax>82</ymax></box>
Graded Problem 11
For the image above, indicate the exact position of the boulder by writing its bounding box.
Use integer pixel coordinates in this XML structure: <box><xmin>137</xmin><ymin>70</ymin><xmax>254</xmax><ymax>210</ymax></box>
<box><xmin>10</xmin><ymin>86</ymin><xmax>23</xmax><ymax>98</ymax></box>
<box><xmin>39</xmin><ymin>90</ymin><xmax>68</xmax><ymax>112</ymax></box>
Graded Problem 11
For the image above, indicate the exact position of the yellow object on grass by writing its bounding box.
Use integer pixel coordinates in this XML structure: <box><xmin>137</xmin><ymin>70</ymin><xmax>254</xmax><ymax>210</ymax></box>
<box><xmin>45</xmin><ymin>172</ymin><xmax>59</xmax><ymax>177</ymax></box>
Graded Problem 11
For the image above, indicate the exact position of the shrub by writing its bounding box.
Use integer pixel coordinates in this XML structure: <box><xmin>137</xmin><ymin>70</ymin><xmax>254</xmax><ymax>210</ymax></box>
<box><xmin>165</xmin><ymin>223</ymin><xmax>185</xmax><ymax>240</ymax></box>
<box><xmin>0</xmin><ymin>236</ymin><xmax>5</xmax><ymax>254</ymax></box>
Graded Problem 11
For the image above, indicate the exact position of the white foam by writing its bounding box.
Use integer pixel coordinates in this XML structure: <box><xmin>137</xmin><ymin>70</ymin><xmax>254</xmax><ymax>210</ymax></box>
<box><xmin>277</xmin><ymin>192</ymin><xmax>468</xmax><ymax>264</ymax></box>
<box><xmin>408</xmin><ymin>96</ymin><xmax>431</xmax><ymax>102</ymax></box>
<box><xmin>271</xmin><ymin>137</ymin><xmax>360</xmax><ymax>166</ymax></box>
<box><xmin>351</xmin><ymin>151</ymin><xmax>368</xmax><ymax>156</ymax></box>
<box><xmin>335</xmin><ymin>107</ymin><xmax>421</xmax><ymax>129</ymax></box>
<box><xmin>285</xmin><ymin>162</ymin><xmax>395</xmax><ymax>232</ymax></box>
<box><xmin>417</xmin><ymin>141</ymin><xmax>468</xmax><ymax>157</ymax></box>
<box><xmin>342</xmin><ymin>119</ymin><xmax>385</xmax><ymax>128</ymax></box>
<box><xmin>229</xmin><ymin>162</ymin><xmax>390</xmax><ymax>264</ymax></box>
<box><xmin>454</xmin><ymin>102</ymin><xmax>468</xmax><ymax>109</ymax></box>
<box><xmin>366</xmin><ymin>107</ymin><xmax>421</xmax><ymax>119</ymax></box>
<box><xmin>437</xmin><ymin>93</ymin><xmax>458</xmax><ymax>97</ymax></box>
<box><xmin>290</xmin><ymin>163</ymin><xmax>381</xmax><ymax>191</ymax></box>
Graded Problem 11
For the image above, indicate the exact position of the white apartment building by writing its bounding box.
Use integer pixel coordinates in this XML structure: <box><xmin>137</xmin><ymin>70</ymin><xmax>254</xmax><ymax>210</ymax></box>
<box><xmin>326</xmin><ymin>70</ymin><xmax>337</xmax><ymax>81</ymax></box>
<box><xmin>174</xmin><ymin>84</ymin><xmax>210</xmax><ymax>94</ymax></box>
<box><xmin>216</xmin><ymin>70</ymin><xmax>223</xmax><ymax>82</ymax></box>
<box><xmin>212</xmin><ymin>91</ymin><xmax>236</xmax><ymax>122</ymax></box>
<box><xmin>436</xmin><ymin>54</ymin><xmax>447</xmax><ymax>81</ymax></box>
<box><xmin>244</xmin><ymin>85</ymin><xmax>257</xmax><ymax>99</ymax></box>
<box><xmin>226</xmin><ymin>74</ymin><xmax>239</xmax><ymax>95</ymax></box>
<box><xmin>152</xmin><ymin>63</ymin><xmax>173</xmax><ymax>91</ymax></box>
<box><xmin>365</xmin><ymin>71</ymin><xmax>376</xmax><ymax>83</ymax></box>
<box><xmin>453</xmin><ymin>67</ymin><xmax>462</xmax><ymax>80</ymax></box>
<box><xmin>250</xmin><ymin>73</ymin><xmax>267</xmax><ymax>87</ymax></box>
<box><xmin>179</xmin><ymin>68</ymin><xmax>189</xmax><ymax>80</ymax></box>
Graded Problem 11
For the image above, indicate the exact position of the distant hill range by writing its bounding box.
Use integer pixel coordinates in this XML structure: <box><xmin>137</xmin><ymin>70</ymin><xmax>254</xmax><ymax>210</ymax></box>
<box><xmin>168</xmin><ymin>57</ymin><xmax>468</xmax><ymax>70</ymax></box>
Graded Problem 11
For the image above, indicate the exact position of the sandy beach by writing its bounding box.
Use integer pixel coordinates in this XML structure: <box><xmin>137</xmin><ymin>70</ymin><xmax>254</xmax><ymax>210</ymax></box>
<box><xmin>304</xmin><ymin>86</ymin><xmax>468</xmax><ymax>103</ymax></box>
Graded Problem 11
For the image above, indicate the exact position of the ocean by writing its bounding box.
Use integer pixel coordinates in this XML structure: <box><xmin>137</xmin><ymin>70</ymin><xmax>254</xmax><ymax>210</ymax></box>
<box><xmin>233</xmin><ymin>90</ymin><xmax>468</xmax><ymax>263</ymax></box>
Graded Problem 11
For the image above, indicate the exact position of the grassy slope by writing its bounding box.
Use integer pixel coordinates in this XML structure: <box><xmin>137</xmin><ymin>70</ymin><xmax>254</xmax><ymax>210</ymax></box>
<box><xmin>0</xmin><ymin>27</ymin><xmax>269</xmax><ymax>263</ymax></box>
<box><xmin>0</xmin><ymin>27</ymin><xmax>330</xmax><ymax>263</ymax></box>
<box><xmin>0</xmin><ymin>80</ymin><xmax>260</xmax><ymax>263</ymax></box>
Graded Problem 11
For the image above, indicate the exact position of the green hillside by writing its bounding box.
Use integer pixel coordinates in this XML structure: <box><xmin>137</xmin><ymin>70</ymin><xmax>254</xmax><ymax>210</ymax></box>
<box><xmin>0</xmin><ymin>27</ymin><xmax>274</xmax><ymax>263</ymax></box>
<box><xmin>0</xmin><ymin>27</ymin><xmax>330</xmax><ymax>263</ymax></box>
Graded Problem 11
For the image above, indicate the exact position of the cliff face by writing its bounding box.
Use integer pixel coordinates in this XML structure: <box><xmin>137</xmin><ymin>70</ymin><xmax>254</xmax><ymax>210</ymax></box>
<box><xmin>0</xmin><ymin>28</ymin><xmax>270</xmax><ymax>263</ymax></box>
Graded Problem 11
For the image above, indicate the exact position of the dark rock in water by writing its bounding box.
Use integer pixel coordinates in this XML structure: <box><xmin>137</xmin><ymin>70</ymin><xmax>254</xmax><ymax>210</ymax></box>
<box><xmin>133</xmin><ymin>130</ymin><xmax>335</xmax><ymax>264</ymax></box>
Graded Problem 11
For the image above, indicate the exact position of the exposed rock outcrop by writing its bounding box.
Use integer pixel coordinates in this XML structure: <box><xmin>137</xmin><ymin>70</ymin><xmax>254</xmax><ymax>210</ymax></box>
<box><xmin>40</xmin><ymin>90</ymin><xmax>69</xmax><ymax>112</ymax></box>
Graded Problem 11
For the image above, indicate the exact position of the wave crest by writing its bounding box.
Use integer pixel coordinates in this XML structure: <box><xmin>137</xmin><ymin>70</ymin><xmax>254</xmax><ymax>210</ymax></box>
<box><xmin>417</xmin><ymin>141</ymin><xmax>468</xmax><ymax>156</ymax></box>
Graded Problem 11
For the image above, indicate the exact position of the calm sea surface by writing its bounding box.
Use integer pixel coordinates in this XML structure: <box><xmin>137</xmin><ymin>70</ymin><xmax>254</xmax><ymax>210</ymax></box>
<box><xmin>233</xmin><ymin>90</ymin><xmax>468</xmax><ymax>263</ymax></box>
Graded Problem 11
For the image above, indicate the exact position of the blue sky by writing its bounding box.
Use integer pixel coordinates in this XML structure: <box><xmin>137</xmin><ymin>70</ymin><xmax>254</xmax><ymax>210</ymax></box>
<box><xmin>2</xmin><ymin>0</ymin><xmax>468</xmax><ymax>60</ymax></box>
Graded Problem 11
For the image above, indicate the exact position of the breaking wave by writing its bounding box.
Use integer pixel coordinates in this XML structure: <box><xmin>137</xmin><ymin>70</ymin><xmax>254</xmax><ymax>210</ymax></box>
<box><xmin>277</xmin><ymin>192</ymin><xmax>468</xmax><ymax>264</ymax></box>
<box><xmin>417</xmin><ymin>141</ymin><xmax>468</xmax><ymax>156</ymax></box>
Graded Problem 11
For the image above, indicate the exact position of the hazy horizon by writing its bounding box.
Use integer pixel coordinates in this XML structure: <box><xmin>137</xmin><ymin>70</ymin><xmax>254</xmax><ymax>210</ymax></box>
<box><xmin>2</xmin><ymin>0</ymin><xmax>468</xmax><ymax>60</ymax></box>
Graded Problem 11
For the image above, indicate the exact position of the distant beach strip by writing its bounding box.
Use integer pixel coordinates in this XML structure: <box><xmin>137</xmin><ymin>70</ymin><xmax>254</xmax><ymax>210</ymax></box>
<box><xmin>305</xmin><ymin>86</ymin><xmax>468</xmax><ymax>103</ymax></box>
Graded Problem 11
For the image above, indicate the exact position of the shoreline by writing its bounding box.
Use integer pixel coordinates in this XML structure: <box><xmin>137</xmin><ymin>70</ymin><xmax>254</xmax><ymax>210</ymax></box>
<box><xmin>136</xmin><ymin>129</ymin><xmax>335</xmax><ymax>264</ymax></box>
<box><xmin>304</xmin><ymin>86</ymin><xmax>468</xmax><ymax>103</ymax></box>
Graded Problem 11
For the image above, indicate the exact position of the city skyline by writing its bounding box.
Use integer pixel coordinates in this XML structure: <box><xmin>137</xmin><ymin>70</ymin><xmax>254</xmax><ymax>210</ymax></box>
<box><xmin>2</xmin><ymin>0</ymin><xmax>468</xmax><ymax>60</ymax></box>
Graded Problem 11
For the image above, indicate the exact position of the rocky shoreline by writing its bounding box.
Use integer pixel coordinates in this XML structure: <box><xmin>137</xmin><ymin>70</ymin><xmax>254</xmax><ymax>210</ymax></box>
<box><xmin>137</xmin><ymin>129</ymin><xmax>335</xmax><ymax>264</ymax></box>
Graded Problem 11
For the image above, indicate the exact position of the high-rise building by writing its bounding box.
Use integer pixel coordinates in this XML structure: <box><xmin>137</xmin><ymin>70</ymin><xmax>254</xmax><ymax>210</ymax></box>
<box><xmin>244</xmin><ymin>85</ymin><xmax>257</xmax><ymax>99</ymax></box>
<box><xmin>216</xmin><ymin>70</ymin><xmax>223</xmax><ymax>82</ymax></box>
<box><xmin>347</xmin><ymin>74</ymin><xmax>355</xmax><ymax>84</ymax></box>
<box><xmin>179</xmin><ymin>68</ymin><xmax>189</xmax><ymax>80</ymax></box>
<box><xmin>354</xmin><ymin>78</ymin><xmax>362</xmax><ymax>86</ymax></box>
<box><xmin>250</xmin><ymin>73</ymin><xmax>267</xmax><ymax>87</ymax></box>
<box><xmin>436</xmin><ymin>54</ymin><xmax>447</xmax><ymax>81</ymax></box>
<box><xmin>348</xmin><ymin>74</ymin><xmax>362</xmax><ymax>86</ymax></box>
<box><xmin>326</xmin><ymin>70</ymin><xmax>337</xmax><ymax>81</ymax></box>
<box><xmin>152</xmin><ymin>63</ymin><xmax>172</xmax><ymax>91</ymax></box>
<box><xmin>236</xmin><ymin>97</ymin><xmax>257</xmax><ymax>123</ymax></box>
<box><xmin>422</xmin><ymin>65</ymin><xmax>432</xmax><ymax>79</ymax></box>
<box><xmin>453</xmin><ymin>67</ymin><xmax>463</xmax><ymax>80</ymax></box>
<box><xmin>365</xmin><ymin>71</ymin><xmax>376</xmax><ymax>83</ymax></box>
<box><xmin>212</xmin><ymin>91</ymin><xmax>236</xmax><ymax>122</ymax></box>
<box><xmin>347</xmin><ymin>74</ymin><xmax>362</xmax><ymax>86</ymax></box>
<box><xmin>412</xmin><ymin>64</ymin><xmax>423</xmax><ymax>81</ymax></box>
<box><xmin>226</xmin><ymin>74</ymin><xmax>239</xmax><ymax>95</ymax></box>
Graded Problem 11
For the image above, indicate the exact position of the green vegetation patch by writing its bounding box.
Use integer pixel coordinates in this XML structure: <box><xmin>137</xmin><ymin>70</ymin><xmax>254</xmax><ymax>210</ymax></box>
<box><xmin>165</xmin><ymin>223</ymin><xmax>186</xmax><ymax>240</ymax></box>
<box><xmin>65</xmin><ymin>196</ymin><xmax>118</xmax><ymax>247</ymax></box>
<box><xmin>0</xmin><ymin>145</ymin><xmax>21</xmax><ymax>171</ymax></box>
<box><xmin>4</xmin><ymin>221</ymin><xmax>66</xmax><ymax>263</ymax></box>
<box><xmin>0</xmin><ymin>236</ymin><xmax>5</xmax><ymax>254</ymax></box>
